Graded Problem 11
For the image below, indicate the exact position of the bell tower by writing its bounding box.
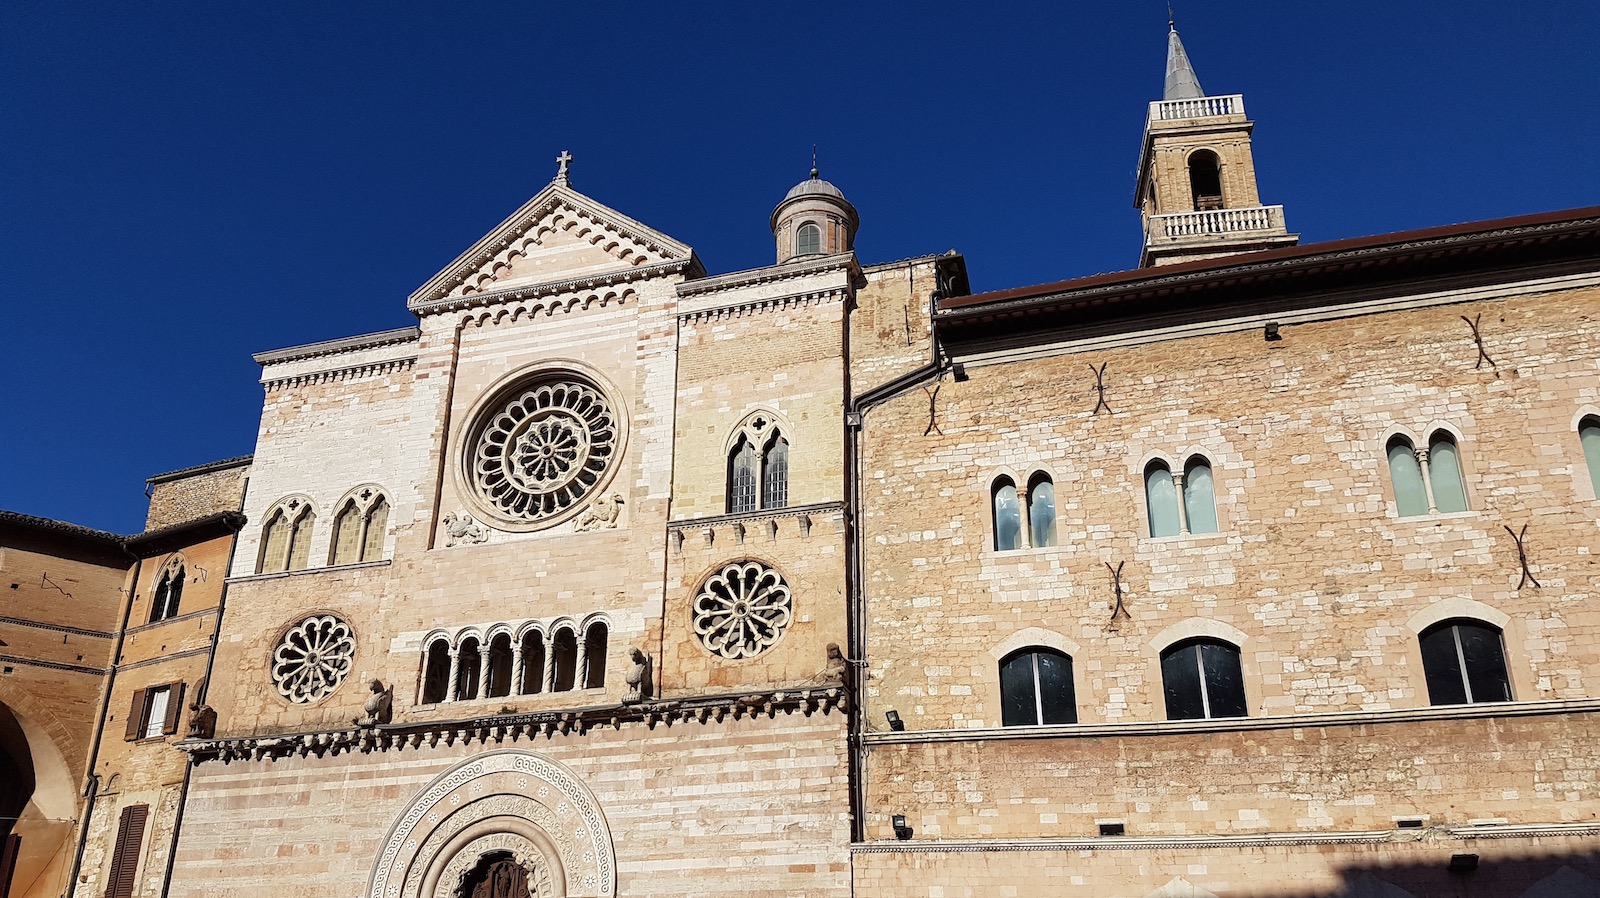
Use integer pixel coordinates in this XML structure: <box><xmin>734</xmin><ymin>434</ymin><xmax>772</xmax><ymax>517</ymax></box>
<box><xmin>771</xmin><ymin>162</ymin><xmax>859</xmax><ymax>264</ymax></box>
<box><xmin>1136</xmin><ymin>22</ymin><xmax>1297</xmax><ymax>267</ymax></box>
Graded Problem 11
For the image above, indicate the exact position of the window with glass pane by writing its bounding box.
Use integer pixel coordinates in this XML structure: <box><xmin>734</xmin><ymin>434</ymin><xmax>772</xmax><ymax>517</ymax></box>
<box><xmin>1145</xmin><ymin>462</ymin><xmax>1180</xmax><ymax>537</ymax></box>
<box><xmin>288</xmin><ymin>510</ymin><xmax>314</xmax><ymax>571</ymax></box>
<box><xmin>362</xmin><ymin>497</ymin><xmax>388</xmax><ymax>561</ymax></box>
<box><xmin>1427</xmin><ymin>433</ymin><xmax>1468</xmax><ymax>513</ymax></box>
<box><xmin>1160</xmin><ymin>639</ymin><xmax>1247</xmax><ymax>720</ymax></box>
<box><xmin>258</xmin><ymin>510</ymin><xmax>289</xmax><ymax>573</ymax></box>
<box><xmin>1182</xmin><ymin>457</ymin><xmax>1218</xmax><ymax>533</ymax></box>
<box><xmin>762</xmin><ymin>435</ymin><xmax>789</xmax><ymax>509</ymax></box>
<box><xmin>331</xmin><ymin>500</ymin><xmax>362</xmax><ymax>565</ymax></box>
<box><xmin>1419</xmin><ymin>620</ymin><xmax>1510</xmax><ymax>705</ymax></box>
<box><xmin>993</xmin><ymin>479</ymin><xmax>1022</xmax><ymax>550</ymax></box>
<box><xmin>1583</xmin><ymin>418</ymin><xmax>1600</xmax><ymax>496</ymax></box>
<box><xmin>999</xmin><ymin>648</ymin><xmax>1077</xmax><ymax>726</ymax></box>
<box><xmin>1387</xmin><ymin>438</ymin><xmax>1428</xmax><ymax>517</ymax></box>
<box><xmin>728</xmin><ymin>439</ymin><xmax>757</xmax><ymax>513</ymax></box>
<box><xmin>797</xmin><ymin>223</ymin><xmax>821</xmax><ymax>255</ymax></box>
<box><xmin>1028</xmin><ymin>475</ymin><xmax>1056</xmax><ymax>548</ymax></box>
<box><xmin>142</xmin><ymin>686</ymin><xmax>170</xmax><ymax>739</ymax></box>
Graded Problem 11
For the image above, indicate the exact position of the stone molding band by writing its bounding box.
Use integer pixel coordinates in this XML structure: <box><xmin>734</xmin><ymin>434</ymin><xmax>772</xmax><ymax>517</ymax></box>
<box><xmin>181</xmin><ymin>684</ymin><xmax>846</xmax><ymax>765</ymax></box>
<box><xmin>850</xmin><ymin>824</ymin><xmax>1600</xmax><ymax>853</ymax></box>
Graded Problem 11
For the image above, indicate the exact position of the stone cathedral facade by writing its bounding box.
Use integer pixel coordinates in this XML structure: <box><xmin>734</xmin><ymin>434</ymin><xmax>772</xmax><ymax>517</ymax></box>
<box><xmin>5</xmin><ymin>26</ymin><xmax>1600</xmax><ymax>898</ymax></box>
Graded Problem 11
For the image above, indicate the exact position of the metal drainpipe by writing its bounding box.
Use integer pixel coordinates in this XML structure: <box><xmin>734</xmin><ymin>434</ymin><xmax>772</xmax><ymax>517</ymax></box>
<box><xmin>158</xmin><ymin>512</ymin><xmax>246</xmax><ymax>898</ymax></box>
<box><xmin>65</xmin><ymin>549</ymin><xmax>142</xmax><ymax>898</ymax></box>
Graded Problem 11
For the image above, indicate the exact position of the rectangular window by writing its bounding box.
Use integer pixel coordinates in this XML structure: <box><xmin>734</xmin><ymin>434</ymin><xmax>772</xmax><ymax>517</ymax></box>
<box><xmin>104</xmin><ymin>804</ymin><xmax>148</xmax><ymax>898</ymax></box>
<box><xmin>142</xmin><ymin>687</ymin><xmax>169</xmax><ymax>739</ymax></box>
<box><xmin>124</xmin><ymin>683</ymin><xmax>184</xmax><ymax>741</ymax></box>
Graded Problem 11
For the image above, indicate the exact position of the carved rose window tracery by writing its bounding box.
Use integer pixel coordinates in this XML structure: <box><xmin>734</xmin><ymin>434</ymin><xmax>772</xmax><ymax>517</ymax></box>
<box><xmin>466</xmin><ymin>375</ymin><xmax>619</xmax><ymax>528</ymax></box>
<box><xmin>271</xmin><ymin>614</ymin><xmax>356</xmax><ymax>703</ymax></box>
<box><xmin>692</xmin><ymin>561</ymin><xmax>793</xmax><ymax>660</ymax></box>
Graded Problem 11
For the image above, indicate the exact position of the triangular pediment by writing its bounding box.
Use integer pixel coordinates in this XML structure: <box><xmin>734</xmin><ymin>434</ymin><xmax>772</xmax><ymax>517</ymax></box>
<box><xmin>408</xmin><ymin>180</ymin><xmax>699</xmax><ymax>309</ymax></box>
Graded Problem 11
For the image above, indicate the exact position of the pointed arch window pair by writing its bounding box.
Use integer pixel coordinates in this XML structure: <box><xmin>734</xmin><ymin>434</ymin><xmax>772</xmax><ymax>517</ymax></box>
<box><xmin>1144</xmin><ymin>456</ymin><xmax>1217</xmax><ymax>537</ymax></box>
<box><xmin>330</xmin><ymin>490</ymin><xmax>390</xmax><ymax>565</ymax></box>
<box><xmin>992</xmin><ymin>472</ymin><xmax>1056</xmax><ymax>551</ymax></box>
<box><xmin>148</xmin><ymin>558</ymin><xmax>185</xmax><ymax>623</ymax></box>
<box><xmin>1387</xmin><ymin>431</ymin><xmax>1468</xmax><ymax>517</ymax></box>
<box><xmin>727</xmin><ymin>416</ymin><xmax>789</xmax><ymax>514</ymax></box>
<box><xmin>257</xmin><ymin>499</ymin><xmax>315</xmax><ymax>574</ymax></box>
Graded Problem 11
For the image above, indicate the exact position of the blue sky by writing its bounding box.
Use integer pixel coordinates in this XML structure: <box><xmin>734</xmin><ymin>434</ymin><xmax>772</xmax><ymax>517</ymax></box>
<box><xmin>3</xmin><ymin>2</ymin><xmax>1596</xmax><ymax>533</ymax></box>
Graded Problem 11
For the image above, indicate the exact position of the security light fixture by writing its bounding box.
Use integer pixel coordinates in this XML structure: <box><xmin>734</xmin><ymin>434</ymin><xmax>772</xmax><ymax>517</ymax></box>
<box><xmin>886</xmin><ymin>709</ymin><xmax>905</xmax><ymax>731</ymax></box>
<box><xmin>1264</xmin><ymin>322</ymin><xmax>1282</xmax><ymax>341</ymax></box>
<box><xmin>952</xmin><ymin>362</ymin><xmax>969</xmax><ymax>382</ymax></box>
<box><xmin>891</xmin><ymin>814</ymin><xmax>913</xmax><ymax>840</ymax></box>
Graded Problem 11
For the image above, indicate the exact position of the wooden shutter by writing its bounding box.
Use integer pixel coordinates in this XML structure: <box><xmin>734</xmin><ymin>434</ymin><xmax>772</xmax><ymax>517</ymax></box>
<box><xmin>104</xmin><ymin>804</ymin><xmax>148</xmax><ymax>898</ymax></box>
<box><xmin>161</xmin><ymin>682</ymin><xmax>185</xmax><ymax>736</ymax></box>
<box><xmin>123</xmin><ymin>689</ymin><xmax>147</xmax><ymax>742</ymax></box>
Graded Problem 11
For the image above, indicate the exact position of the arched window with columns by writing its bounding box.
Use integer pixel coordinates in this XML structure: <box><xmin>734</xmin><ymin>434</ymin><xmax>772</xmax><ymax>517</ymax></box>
<box><xmin>550</xmin><ymin>628</ymin><xmax>578</xmax><ymax>692</ymax></box>
<box><xmin>518</xmin><ymin>630</ymin><xmax>545</xmax><ymax>695</ymax></box>
<box><xmin>485</xmin><ymin>634</ymin><xmax>514</xmax><ymax>698</ymax></box>
<box><xmin>456</xmin><ymin>636</ymin><xmax>482</xmax><ymax>701</ymax></box>
<box><xmin>582</xmin><ymin>621</ymin><xmax>608</xmax><ymax>688</ymax></box>
<box><xmin>421</xmin><ymin>639</ymin><xmax>451</xmax><ymax>704</ymax></box>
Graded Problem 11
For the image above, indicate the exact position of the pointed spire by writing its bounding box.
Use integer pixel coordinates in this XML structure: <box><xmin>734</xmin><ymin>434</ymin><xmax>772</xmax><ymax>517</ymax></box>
<box><xmin>1163</xmin><ymin>22</ymin><xmax>1205</xmax><ymax>100</ymax></box>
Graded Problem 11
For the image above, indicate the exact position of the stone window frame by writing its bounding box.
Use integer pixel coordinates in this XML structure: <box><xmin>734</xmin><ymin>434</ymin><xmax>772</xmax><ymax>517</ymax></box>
<box><xmin>1148</xmin><ymin>618</ymin><xmax>1255</xmax><ymax>721</ymax></box>
<box><xmin>724</xmin><ymin>408</ymin><xmax>793</xmax><ymax>515</ymax></box>
<box><xmin>987</xmin><ymin>465</ymin><xmax>1061</xmax><ymax>553</ymax></box>
<box><xmin>256</xmin><ymin>494</ymin><xmax>318</xmax><ymax>574</ymax></box>
<box><xmin>987</xmin><ymin>627</ymin><xmax>1086</xmax><ymax>727</ymax></box>
<box><xmin>327</xmin><ymin>484</ymin><xmax>393</xmax><ymax>566</ymax></box>
<box><xmin>418</xmin><ymin>613</ymin><xmax>613</xmax><ymax>706</ymax></box>
<box><xmin>1403</xmin><ymin>598</ymin><xmax>1530</xmax><ymax>708</ymax></box>
<box><xmin>1135</xmin><ymin>449</ymin><xmax>1229</xmax><ymax>541</ymax></box>
<box><xmin>1381</xmin><ymin>423</ymin><xmax>1475</xmax><ymax>519</ymax></box>
<box><xmin>795</xmin><ymin>221</ymin><xmax>822</xmax><ymax>256</ymax></box>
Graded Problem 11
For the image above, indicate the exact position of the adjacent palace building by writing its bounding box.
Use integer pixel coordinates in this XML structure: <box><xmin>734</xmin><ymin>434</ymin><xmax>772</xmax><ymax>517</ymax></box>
<box><xmin>5</xmin><ymin>25</ymin><xmax>1599</xmax><ymax>898</ymax></box>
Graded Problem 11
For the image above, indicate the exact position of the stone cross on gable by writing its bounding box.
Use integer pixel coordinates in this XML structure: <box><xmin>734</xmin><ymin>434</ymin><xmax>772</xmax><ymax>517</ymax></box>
<box><xmin>555</xmin><ymin>150</ymin><xmax>573</xmax><ymax>185</ymax></box>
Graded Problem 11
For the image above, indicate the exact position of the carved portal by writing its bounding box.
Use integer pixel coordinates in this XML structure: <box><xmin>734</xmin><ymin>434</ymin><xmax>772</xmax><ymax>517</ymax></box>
<box><xmin>367</xmin><ymin>750</ymin><xmax>615</xmax><ymax>898</ymax></box>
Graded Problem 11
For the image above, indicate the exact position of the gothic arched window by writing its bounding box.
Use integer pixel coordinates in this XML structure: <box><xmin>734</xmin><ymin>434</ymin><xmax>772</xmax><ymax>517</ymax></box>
<box><xmin>992</xmin><ymin>477</ymin><xmax>1022</xmax><ymax>551</ymax></box>
<box><xmin>796</xmin><ymin>222</ymin><xmax>822</xmax><ymax>255</ymax></box>
<box><xmin>582</xmin><ymin>621</ymin><xmax>608</xmax><ymax>688</ymax></box>
<box><xmin>1027</xmin><ymin>473</ymin><xmax>1057</xmax><ymax>548</ymax></box>
<box><xmin>999</xmin><ymin>647</ymin><xmax>1077</xmax><ymax>726</ymax></box>
<box><xmin>257</xmin><ymin>501</ymin><xmax>316</xmax><ymax>574</ymax></box>
<box><xmin>149</xmin><ymin>562</ymin><xmax>185</xmax><ymax>623</ymax></box>
<box><xmin>1145</xmin><ymin>461</ymin><xmax>1180</xmax><ymax>537</ymax></box>
<box><xmin>1182</xmin><ymin>456</ymin><xmax>1219</xmax><ymax>534</ymax></box>
<box><xmin>761</xmin><ymin>434</ymin><xmax>789</xmax><ymax>510</ymax></box>
<box><xmin>421</xmin><ymin>639</ymin><xmax>451</xmax><ymax>704</ymax></box>
<box><xmin>1420</xmin><ymin>620</ymin><xmax>1511</xmax><ymax>705</ymax></box>
<box><xmin>728</xmin><ymin>437</ymin><xmax>757</xmax><ymax>514</ymax></box>
<box><xmin>1388</xmin><ymin>431</ymin><xmax>1469</xmax><ymax>516</ymax></box>
<box><xmin>330</xmin><ymin>490</ymin><xmax>390</xmax><ymax>565</ymax></box>
<box><xmin>1160</xmin><ymin>638</ymin><xmax>1247</xmax><ymax>720</ymax></box>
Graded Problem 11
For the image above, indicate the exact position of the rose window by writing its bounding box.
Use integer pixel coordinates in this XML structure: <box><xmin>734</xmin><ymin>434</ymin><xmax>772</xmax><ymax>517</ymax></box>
<box><xmin>692</xmin><ymin>561</ymin><xmax>793</xmax><ymax>659</ymax></box>
<box><xmin>271</xmin><ymin>614</ymin><xmax>356</xmax><ymax>703</ymax></box>
<box><xmin>467</xmin><ymin>377</ymin><xmax>618</xmax><ymax>525</ymax></box>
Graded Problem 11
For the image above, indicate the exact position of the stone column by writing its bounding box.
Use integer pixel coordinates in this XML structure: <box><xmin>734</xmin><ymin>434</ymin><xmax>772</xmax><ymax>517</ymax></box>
<box><xmin>1172</xmin><ymin>471</ymin><xmax>1190</xmax><ymax>534</ymax></box>
<box><xmin>1415</xmin><ymin>448</ymin><xmax>1438</xmax><ymax>514</ymax></box>
<box><xmin>511</xmin><ymin>641</ymin><xmax>524</xmax><ymax>696</ymax></box>
<box><xmin>446</xmin><ymin>647</ymin><xmax>461</xmax><ymax>702</ymax></box>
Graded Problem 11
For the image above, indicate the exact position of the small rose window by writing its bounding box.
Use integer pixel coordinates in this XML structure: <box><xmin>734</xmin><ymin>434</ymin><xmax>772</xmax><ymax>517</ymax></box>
<box><xmin>692</xmin><ymin>561</ymin><xmax>793</xmax><ymax>660</ymax></box>
<box><xmin>271</xmin><ymin>614</ymin><xmax>356</xmax><ymax>703</ymax></box>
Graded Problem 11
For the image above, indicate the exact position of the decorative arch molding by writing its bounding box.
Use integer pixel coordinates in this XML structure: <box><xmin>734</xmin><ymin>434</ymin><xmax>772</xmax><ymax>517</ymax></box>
<box><xmin>1149</xmin><ymin>617</ymin><xmax>1249</xmax><ymax>652</ymax></box>
<box><xmin>1405</xmin><ymin>596</ymin><xmax>1510</xmax><ymax>635</ymax></box>
<box><xmin>988</xmin><ymin>627</ymin><xmax>1083</xmax><ymax>663</ymax></box>
<box><xmin>368</xmin><ymin>750</ymin><xmax>616</xmax><ymax>898</ymax></box>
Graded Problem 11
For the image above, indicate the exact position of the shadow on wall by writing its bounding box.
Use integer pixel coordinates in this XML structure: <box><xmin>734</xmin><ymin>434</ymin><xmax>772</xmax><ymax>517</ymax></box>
<box><xmin>0</xmin><ymin>701</ymin><xmax>77</xmax><ymax>898</ymax></box>
<box><xmin>1142</xmin><ymin>844</ymin><xmax>1600</xmax><ymax>897</ymax></box>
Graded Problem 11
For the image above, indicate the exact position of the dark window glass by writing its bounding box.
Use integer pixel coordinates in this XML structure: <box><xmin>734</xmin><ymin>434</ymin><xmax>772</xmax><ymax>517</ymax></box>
<box><xmin>728</xmin><ymin>438</ymin><xmax>757</xmax><ymax>513</ymax></box>
<box><xmin>485</xmin><ymin>634</ymin><xmax>513</xmax><ymax>698</ymax></box>
<box><xmin>519</xmin><ymin>631</ymin><xmax>545</xmax><ymax>694</ymax></box>
<box><xmin>551</xmin><ymin>629</ymin><xmax>578</xmax><ymax>692</ymax></box>
<box><xmin>1161</xmin><ymin>639</ymin><xmax>1246</xmax><ymax>720</ymax></box>
<box><xmin>1420</xmin><ymin>620</ymin><xmax>1511</xmax><ymax>705</ymax></box>
<box><xmin>762</xmin><ymin>435</ymin><xmax>789</xmax><ymax>510</ymax></box>
<box><xmin>582</xmin><ymin>622</ymin><xmax>608</xmax><ymax>688</ymax></box>
<box><xmin>457</xmin><ymin>638</ymin><xmax>481</xmax><ymax>700</ymax></box>
<box><xmin>999</xmin><ymin>648</ymin><xmax>1077</xmax><ymax>726</ymax></box>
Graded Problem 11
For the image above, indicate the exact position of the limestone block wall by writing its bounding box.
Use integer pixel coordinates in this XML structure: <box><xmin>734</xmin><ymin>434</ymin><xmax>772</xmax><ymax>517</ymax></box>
<box><xmin>860</xmin><ymin>283</ymin><xmax>1600</xmax><ymax>733</ymax></box>
<box><xmin>1148</xmin><ymin>124</ymin><xmax>1263</xmax><ymax>213</ymax></box>
<box><xmin>849</xmin><ymin>258</ymin><xmax>939</xmax><ymax>396</ymax></box>
<box><xmin>167</xmin><ymin>714</ymin><xmax>852</xmax><ymax>898</ymax></box>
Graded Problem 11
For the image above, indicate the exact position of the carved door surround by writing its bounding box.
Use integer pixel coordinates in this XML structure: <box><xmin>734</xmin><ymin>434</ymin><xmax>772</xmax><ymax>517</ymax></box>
<box><xmin>367</xmin><ymin>750</ymin><xmax>616</xmax><ymax>898</ymax></box>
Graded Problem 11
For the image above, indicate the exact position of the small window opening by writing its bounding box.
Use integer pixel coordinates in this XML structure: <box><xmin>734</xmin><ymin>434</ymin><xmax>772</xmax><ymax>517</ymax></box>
<box><xmin>1098</xmin><ymin>822</ymin><xmax>1125</xmax><ymax>837</ymax></box>
<box><xmin>485</xmin><ymin>634</ymin><xmax>514</xmax><ymax>699</ymax></box>
<box><xmin>421</xmin><ymin>640</ymin><xmax>450</xmax><ymax>704</ymax></box>
<box><xmin>519</xmin><ymin>631</ymin><xmax>545</xmax><ymax>694</ymax></box>
<box><xmin>582</xmin><ymin>622</ymin><xmax>608</xmax><ymax>688</ymax></box>
<box><xmin>728</xmin><ymin>437</ymin><xmax>757</xmax><ymax>514</ymax></box>
<box><xmin>1027</xmin><ymin>473</ymin><xmax>1056</xmax><ymax>548</ymax></box>
<box><xmin>796</xmin><ymin>222</ymin><xmax>822</xmax><ymax>255</ymax></box>
<box><xmin>993</xmin><ymin>478</ymin><xmax>1022</xmax><ymax>551</ymax></box>
<box><xmin>551</xmin><ymin>628</ymin><xmax>578</xmax><ymax>692</ymax></box>
<box><xmin>456</xmin><ymin>637</ymin><xmax>482</xmax><ymax>701</ymax></box>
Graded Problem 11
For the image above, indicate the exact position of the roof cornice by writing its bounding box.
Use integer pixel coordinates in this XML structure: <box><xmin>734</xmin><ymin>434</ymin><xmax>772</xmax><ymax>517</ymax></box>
<box><xmin>253</xmin><ymin>327</ymin><xmax>420</xmax><ymax>366</ymax></box>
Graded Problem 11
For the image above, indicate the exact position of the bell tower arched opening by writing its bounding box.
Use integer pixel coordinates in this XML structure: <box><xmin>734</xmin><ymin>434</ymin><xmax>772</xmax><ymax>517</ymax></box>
<box><xmin>1187</xmin><ymin>150</ymin><xmax>1223</xmax><ymax>210</ymax></box>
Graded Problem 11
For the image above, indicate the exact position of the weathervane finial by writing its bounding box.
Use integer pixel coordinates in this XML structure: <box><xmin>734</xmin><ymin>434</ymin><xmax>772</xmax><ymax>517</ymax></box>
<box><xmin>1168</xmin><ymin>1</ymin><xmax>1175</xmax><ymax>28</ymax></box>
<box><xmin>555</xmin><ymin>150</ymin><xmax>573</xmax><ymax>185</ymax></box>
<box><xmin>811</xmin><ymin>144</ymin><xmax>819</xmax><ymax>179</ymax></box>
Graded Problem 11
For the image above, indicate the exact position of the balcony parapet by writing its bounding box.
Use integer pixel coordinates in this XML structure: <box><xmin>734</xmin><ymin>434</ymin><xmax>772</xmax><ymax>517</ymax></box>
<box><xmin>1147</xmin><ymin>93</ymin><xmax>1245</xmax><ymax>127</ymax></box>
<box><xmin>1147</xmin><ymin>205</ymin><xmax>1287</xmax><ymax>243</ymax></box>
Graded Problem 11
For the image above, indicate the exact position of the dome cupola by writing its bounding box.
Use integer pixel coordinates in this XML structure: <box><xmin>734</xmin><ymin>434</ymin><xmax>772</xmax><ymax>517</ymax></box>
<box><xmin>770</xmin><ymin>165</ymin><xmax>859</xmax><ymax>264</ymax></box>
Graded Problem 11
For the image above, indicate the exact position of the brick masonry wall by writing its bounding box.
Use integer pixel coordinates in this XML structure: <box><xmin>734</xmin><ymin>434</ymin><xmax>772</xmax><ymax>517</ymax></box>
<box><xmin>146</xmin><ymin>464</ymin><xmax>249</xmax><ymax>531</ymax></box>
